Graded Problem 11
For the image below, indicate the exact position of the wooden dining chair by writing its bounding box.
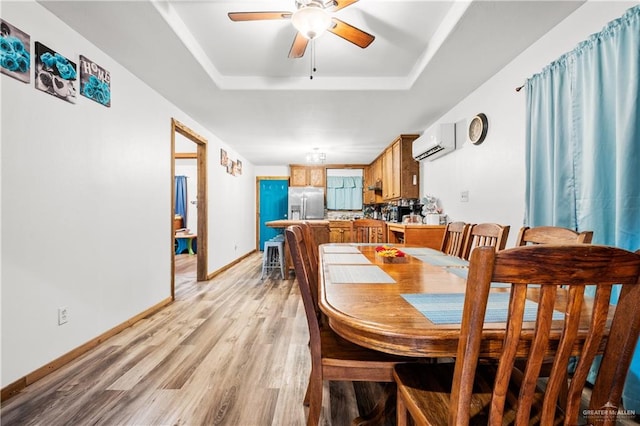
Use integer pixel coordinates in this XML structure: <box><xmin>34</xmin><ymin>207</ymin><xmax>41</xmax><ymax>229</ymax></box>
<box><xmin>439</xmin><ymin>221</ymin><xmax>471</xmax><ymax>257</ymax></box>
<box><xmin>516</xmin><ymin>225</ymin><xmax>594</xmax><ymax>246</ymax></box>
<box><xmin>285</xmin><ymin>225</ymin><xmax>409</xmax><ymax>426</ymax></box>
<box><xmin>514</xmin><ymin>225</ymin><xmax>594</xmax><ymax>382</ymax></box>
<box><xmin>461</xmin><ymin>223</ymin><xmax>510</xmax><ymax>260</ymax></box>
<box><xmin>299</xmin><ymin>221</ymin><xmax>321</xmax><ymax>319</ymax></box>
<box><xmin>300</xmin><ymin>221</ymin><xmax>320</xmax><ymax>277</ymax></box>
<box><xmin>393</xmin><ymin>245</ymin><xmax>640</xmax><ymax>425</ymax></box>
<box><xmin>350</xmin><ymin>219</ymin><xmax>387</xmax><ymax>244</ymax></box>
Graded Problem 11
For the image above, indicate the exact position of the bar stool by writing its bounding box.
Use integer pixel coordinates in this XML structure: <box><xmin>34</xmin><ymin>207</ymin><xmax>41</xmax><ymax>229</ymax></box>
<box><xmin>261</xmin><ymin>238</ymin><xmax>285</xmax><ymax>279</ymax></box>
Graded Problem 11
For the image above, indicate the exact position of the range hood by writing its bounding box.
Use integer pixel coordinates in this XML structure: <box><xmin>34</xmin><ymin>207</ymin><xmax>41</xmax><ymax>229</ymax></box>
<box><xmin>412</xmin><ymin>123</ymin><xmax>456</xmax><ymax>161</ymax></box>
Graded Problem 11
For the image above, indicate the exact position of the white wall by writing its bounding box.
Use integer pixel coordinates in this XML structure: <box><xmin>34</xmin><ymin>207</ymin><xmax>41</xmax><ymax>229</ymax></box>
<box><xmin>255</xmin><ymin>165</ymin><xmax>290</xmax><ymax>177</ymax></box>
<box><xmin>0</xmin><ymin>1</ymin><xmax>255</xmax><ymax>387</ymax></box>
<box><xmin>419</xmin><ymin>1</ymin><xmax>636</xmax><ymax>247</ymax></box>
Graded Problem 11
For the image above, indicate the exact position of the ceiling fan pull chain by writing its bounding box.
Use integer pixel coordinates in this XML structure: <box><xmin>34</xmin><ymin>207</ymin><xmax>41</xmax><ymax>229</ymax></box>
<box><xmin>310</xmin><ymin>39</ymin><xmax>315</xmax><ymax>80</ymax></box>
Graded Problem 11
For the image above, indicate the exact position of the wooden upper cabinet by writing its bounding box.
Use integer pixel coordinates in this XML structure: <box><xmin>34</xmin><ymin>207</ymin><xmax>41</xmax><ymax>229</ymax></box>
<box><xmin>309</xmin><ymin>167</ymin><xmax>325</xmax><ymax>187</ymax></box>
<box><xmin>382</xmin><ymin>134</ymin><xmax>420</xmax><ymax>201</ymax></box>
<box><xmin>383</xmin><ymin>146</ymin><xmax>394</xmax><ymax>199</ymax></box>
<box><xmin>363</xmin><ymin>157</ymin><xmax>383</xmax><ymax>204</ymax></box>
<box><xmin>290</xmin><ymin>165</ymin><xmax>326</xmax><ymax>187</ymax></box>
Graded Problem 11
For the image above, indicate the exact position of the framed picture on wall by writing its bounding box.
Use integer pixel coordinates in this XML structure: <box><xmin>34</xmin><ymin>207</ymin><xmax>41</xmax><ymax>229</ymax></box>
<box><xmin>79</xmin><ymin>55</ymin><xmax>111</xmax><ymax>107</ymax></box>
<box><xmin>236</xmin><ymin>160</ymin><xmax>242</xmax><ymax>175</ymax></box>
<box><xmin>227</xmin><ymin>160</ymin><xmax>234</xmax><ymax>175</ymax></box>
<box><xmin>220</xmin><ymin>148</ymin><xmax>228</xmax><ymax>166</ymax></box>
<box><xmin>34</xmin><ymin>42</ymin><xmax>77</xmax><ymax>103</ymax></box>
<box><xmin>0</xmin><ymin>19</ymin><xmax>31</xmax><ymax>83</ymax></box>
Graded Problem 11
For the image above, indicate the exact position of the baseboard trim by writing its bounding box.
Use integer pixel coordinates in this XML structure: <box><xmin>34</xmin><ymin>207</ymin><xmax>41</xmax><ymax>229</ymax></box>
<box><xmin>206</xmin><ymin>250</ymin><xmax>256</xmax><ymax>280</ymax></box>
<box><xmin>1</xmin><ymin>296</ymin><xmax>173</xmax><ymax>402</ymax></box>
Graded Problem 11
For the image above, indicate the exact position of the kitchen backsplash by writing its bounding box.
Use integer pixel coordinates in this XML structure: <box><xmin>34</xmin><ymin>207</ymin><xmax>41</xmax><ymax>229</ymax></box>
<box><xmin>326</xmin><ymin>211</ymin><xmax>363</xmax><ymax>220</ymax></box>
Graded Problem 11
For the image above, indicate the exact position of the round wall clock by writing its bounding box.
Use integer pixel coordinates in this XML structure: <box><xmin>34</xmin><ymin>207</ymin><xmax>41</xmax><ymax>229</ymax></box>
<box><xmin>468</xmin><ymin>113</ymin><xmax>488</xmax><ymax>145</ymax></box>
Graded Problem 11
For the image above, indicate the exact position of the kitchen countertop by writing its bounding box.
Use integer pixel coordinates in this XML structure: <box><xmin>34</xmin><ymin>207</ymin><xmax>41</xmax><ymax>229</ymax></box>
<box><xmin>387</xmin><ymin>223</ymin><xmax>446</xmax><ymax>229</ymax></box>
<box><xmin>265</xmin><ymin>219</ymin><xmax>330</xmax><ymax>228</ymax></box>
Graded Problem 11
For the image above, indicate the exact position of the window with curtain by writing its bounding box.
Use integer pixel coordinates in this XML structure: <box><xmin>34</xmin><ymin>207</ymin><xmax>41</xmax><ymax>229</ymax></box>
<box><xmin>326</xmin><ymin>176</ymin><xmax>363</xmax><ymax>210</ymax></box>
<box><xmin>524</xmin><ymin>5</ymin><xmax>640</xmax><ymax>411</ymax></box>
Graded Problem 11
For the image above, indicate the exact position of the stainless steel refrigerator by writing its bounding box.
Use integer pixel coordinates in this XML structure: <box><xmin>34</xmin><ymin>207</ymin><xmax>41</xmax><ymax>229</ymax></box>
<box><xmin>288</xmin><ymin>187</ymin><xmax>325</xmax><ymax>220</ymax></box>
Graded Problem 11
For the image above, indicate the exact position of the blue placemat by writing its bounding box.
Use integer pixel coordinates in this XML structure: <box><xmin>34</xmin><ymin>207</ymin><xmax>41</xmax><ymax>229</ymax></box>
<box><xmin>402</xmin><ymin>247</ymin><xmax>447</xmax><ymax>256</ymax></box>
<box><xmin>414</xmin><ymin>254</ymin><xmax>469</xmax><ymax>267</ymax></box>
<box><xmin>444</xmin><ymin>267</ymin><xmax>511</xmax><ymax>288</ymax></box>
<box><xmin>401</xmin><ymin>292</ymin><xmax>564</xmax><ymax>324</ymax></box>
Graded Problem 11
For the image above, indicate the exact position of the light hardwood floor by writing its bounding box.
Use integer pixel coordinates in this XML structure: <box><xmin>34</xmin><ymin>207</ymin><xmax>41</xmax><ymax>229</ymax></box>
<box><xmin>1</xmin><ymin>253</ymin><xmax>388</xmax><ymax>426</ymax></box>
<box><xmin>2</xmin><ymin>254</ymin><xmax>638</xmax><ymax>425</ymax></box>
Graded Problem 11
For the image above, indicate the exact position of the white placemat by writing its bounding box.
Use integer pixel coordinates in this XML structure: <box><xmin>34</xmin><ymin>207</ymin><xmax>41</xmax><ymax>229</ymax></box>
<box><xmin>328</xmin><ymin>265</ymin><xmax>396</xmax><ymax>284</ymax></box>
<box><xmin>322</xmin><ymin>245</ymin><xmax>361</xmax><ymax>254</ymax></box>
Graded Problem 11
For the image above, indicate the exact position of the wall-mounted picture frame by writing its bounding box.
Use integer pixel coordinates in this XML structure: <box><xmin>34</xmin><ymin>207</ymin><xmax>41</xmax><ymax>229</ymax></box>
<box><xmin>236</xmin><ymin>160</ymin><xmax>242</xmax><ymax>175</ymax></box>
<box><xmin>79</xmin><ymin>55</ymin><xmax>111</xmax><ymax>107</ymax></box>
<box><xmin>0</xmin><ymin>19</ymin><xmax>31</xmax><ymax>83</ymax></box>
<box><xmin>34</xmin><ymin>42</ymin><xmax>76</xmax><ymax>103</ymax></box>
<box><xmin>220</xmin><ymin>148</ymin><xmax>228</xmax><ymax>166</ymax></box>
<box><xmin>227</xmin><ymin>161</ymin><xmax>234</xmax><ymax>175</ymax></box>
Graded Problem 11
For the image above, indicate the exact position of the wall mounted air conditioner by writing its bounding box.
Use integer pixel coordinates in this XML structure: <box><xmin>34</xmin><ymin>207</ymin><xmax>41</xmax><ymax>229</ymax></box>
<box><xmin>412</xmin><ymin>123</ymin><xmax>456</xmax><ymax>161</ymax></box>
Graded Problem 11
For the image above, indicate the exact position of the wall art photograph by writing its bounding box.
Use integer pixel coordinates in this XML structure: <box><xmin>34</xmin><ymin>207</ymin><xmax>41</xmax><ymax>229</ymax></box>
<box><xmin>79</xmin><ymin>55</ymin><xmax>111</xmax><ymax>107</ymax></box>
<box><xmin>0</xmin><ymin>19</ymin><xmax>30</xmax><ymax>83</ymax></box>
<box><xmin>220</xmin><ymin>148</ymin><xmax>228</xmax><ymax>167</ymax></box>
<box><xmin>34</xmin><ymin>41</ymin><xmax>76</xmax><ymax>103</ymax></box>
<box><xmin>236</xmin><ymin>160</ymin><xmax>242</xmax><ymax>175</ymax></box>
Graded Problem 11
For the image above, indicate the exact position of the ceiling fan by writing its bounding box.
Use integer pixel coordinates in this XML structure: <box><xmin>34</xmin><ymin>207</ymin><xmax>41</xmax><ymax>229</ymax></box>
<box><xmin>228</xmin><ymin>0</ymin><xmax>375</xmax><ymax>59</ymax></box>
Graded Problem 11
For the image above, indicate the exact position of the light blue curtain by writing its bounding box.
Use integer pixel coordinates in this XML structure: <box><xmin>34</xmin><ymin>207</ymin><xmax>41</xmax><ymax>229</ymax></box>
<box><xmin>326</xmin><ymin>176</ymin><xmax>363</xmax><ymax>210</ymax></box>
<box><xmin>524</xmin><ymin>55</ymin><xmax>576</xmax><ymax>228</ymax></box>
<box><xmin>525</xmin><ymin>5</ymin><xmax>640</xmax><ymax>411</ymax></box>
<box><xmin>175</xmin><ymin>175</ymin><xmax>188</xmax><ymax>229</ymax></box>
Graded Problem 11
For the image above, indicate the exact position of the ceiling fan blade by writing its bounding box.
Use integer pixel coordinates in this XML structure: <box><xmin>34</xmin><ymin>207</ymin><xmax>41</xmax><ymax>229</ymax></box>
<box><xmin>328</xmin><ymin>18</ymin><xmax>375</xmax><ymax>49</ymax></box>
<box><xmin>331</xmin><ymin>0</ymin><xmax>359</xmax><ymax>12</ymax></box>
<box><xmin>228</xmin><ymin>12</ymin><xmax>292</xmax><ymax>21</ymax></box>
<box><xmin>289</xmin><ymin>32</ymin><xmax>309</xmax><ymax>59</ymax></box>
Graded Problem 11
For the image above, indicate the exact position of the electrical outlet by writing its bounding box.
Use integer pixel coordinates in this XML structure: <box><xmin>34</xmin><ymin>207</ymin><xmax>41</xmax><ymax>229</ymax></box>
<box><xmin>58</xmin><ymin>307</ymin><xmax>69</xmax><ymax>325</ymax></box>
<box><xmin>460</xmin><ymin>190</ymin><xmax>469</xmax><ymax>203</ymax></box>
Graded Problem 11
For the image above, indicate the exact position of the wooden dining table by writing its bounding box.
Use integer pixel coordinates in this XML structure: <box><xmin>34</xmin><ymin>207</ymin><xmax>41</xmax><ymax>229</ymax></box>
<box><xmin>318</xmin><ymin>243</ymin><xmax>609</xmax><ymax>359</ymax></box>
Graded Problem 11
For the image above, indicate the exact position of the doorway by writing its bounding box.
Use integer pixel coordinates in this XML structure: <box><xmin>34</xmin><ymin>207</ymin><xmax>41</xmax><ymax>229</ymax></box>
<box><xmin>256</xmin><ymin>178</ymin><xmax>289</xmax><ymax>251</ymax></box>
<box><xmin>171</xmin><ymin>119</ymin><xmax>207</xmax><ymax>299</ymax></box>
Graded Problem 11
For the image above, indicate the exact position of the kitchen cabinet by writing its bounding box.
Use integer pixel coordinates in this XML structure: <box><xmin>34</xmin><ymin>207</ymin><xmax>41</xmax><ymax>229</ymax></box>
<box><xmin>387</xmin><ymin>223</ymin><xmax>445</xmax><ymax>249</ymax></box>
<box><xmin>382</xmin><ymin>145</ymin><xmax>395</xmax><ymax>199</ymax></box>
<box><xmin>290</xmin><ymin>165</ymin><xmax>325</xmax><ymax>187</ymax></box>
<box><xmin>364</xmin><ymin>157</ymin><xmax>383</xmax><ymax>204</ymax></box>
<box><xmin>381</xmin><ymin>135</ymin><xmax>420</xmax><ymax>201</ymax></box>
<box><xmin>329</xmin><ymin>220</ymin><xmax>352</xmax><ymax>243</ymax></box>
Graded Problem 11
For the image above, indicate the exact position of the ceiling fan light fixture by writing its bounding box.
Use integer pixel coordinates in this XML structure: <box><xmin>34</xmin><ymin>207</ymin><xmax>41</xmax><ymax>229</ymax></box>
<box><xmin>306</xmin><ymin>148</ymin><xmax>326</xmax><ymax>163</ymax></box>
<box><xmin>291</xmin><ymin>4</ymin><xmax>331</xmax><ymax>39</ymax></box>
